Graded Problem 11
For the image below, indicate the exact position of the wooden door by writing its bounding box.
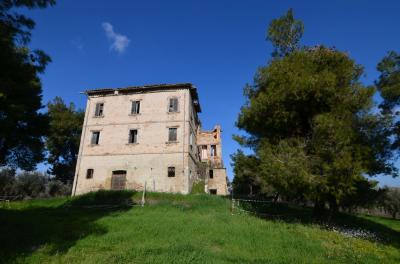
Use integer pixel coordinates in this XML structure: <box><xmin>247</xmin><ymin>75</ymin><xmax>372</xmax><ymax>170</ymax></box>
<box><xmin>111</xmin><ymin>170</ymin><xmax>127</xmax><ymax>190</ymax></box>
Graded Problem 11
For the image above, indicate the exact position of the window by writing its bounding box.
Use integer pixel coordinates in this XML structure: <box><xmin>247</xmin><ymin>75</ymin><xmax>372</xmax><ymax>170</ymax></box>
<box><xmin>91</xmin><ymin>131</ymin><xmax>100</xmax><ymax>145</ymax></box>
<box><xmin>168</xmin><ymin>167</ymin><xmax>175</xmax><ymax>177</ymax></box>
<box><xmin>94</xmin><ymin>103</ymin><xmax>104</xmax><ymax>117</ymax></box>
<box><xmin>86</xmin><ymin>169</ymin><xmax>94</xmax><ymax>179</ymax></box>
<box><xmin>189</xmin><ymin>133</ymin><xmax>193</xmax><ymax>150</ymax></box>
<box><xmin>209</xmin><ymin>170</ymin><xmax>213</xmax><ymax>179</ymax></box>
<box><xmin>168</xmin><ymin>127</ymin><xmax>177</xmax><ymax>142</ymax></box>
<box><xmin>168</xmin><ymin>97</ymin><xmax>178</xmax><ymax>112</ymax></box>
<box><xmin>131</xmin><ymin>101</ymin><xmax>140</xmax><ymax>114</ymax></box>
<box><xmin>129</xmin><ymin>129</ymin><xmax>138</xmax><ymax>144</ymax></box>
<box><xmin>210</xmin><ymin>189</ymin><xmax>217</xmax><ymax>195</ymax></box>
<box><xmin>210</xmin><ymin>145</ymin><xmax>217</xmax><ymax>157</ymax></box>
<box><xmin>201</xmin><ymin>145</ymin><xmax>208</xmax><ymax>159</ymax></box>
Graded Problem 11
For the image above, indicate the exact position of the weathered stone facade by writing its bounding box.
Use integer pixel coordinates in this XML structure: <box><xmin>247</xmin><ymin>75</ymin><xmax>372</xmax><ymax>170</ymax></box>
<box><xmin>72</xmin><ymin>83</ymin><xmax>228</xmax><ymax>196</ymax></box>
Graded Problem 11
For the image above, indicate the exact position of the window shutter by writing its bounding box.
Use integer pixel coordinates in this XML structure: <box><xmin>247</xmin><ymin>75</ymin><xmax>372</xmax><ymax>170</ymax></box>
<box><xmin>173</xmin><ymin>98</ymin><xmax>178</xmax><ymax>112</ymax></box>
<box><xmin>169</xmin><ymin>98</ymin><xmax>178</xmax><ymax>112</ymax></box>
<box><xmin>95</xmin><ymin>103</ymin><xmax>104</xmax><ymax>116</ymax></box>
<box><xmin>129</xmin><ymin>130</ymin><xmax>138</xmax><ymax>143</ymax></box>
<box><xmin>132</xmin><ymin>101</ymin><xmax>140</xmax><ymax>114</ymax></box>
<box><xmin>95</xmin><ymin>103</ymin><xmax>100</xmax><ymax>116</ymax></box>
<box><xmin>91</xmin><ymin>132</ymin><xmax>97</xmax><ymax>144</ymax></box>
<box><xmin>169</xmin><ymin>128</ymin><xmax>177</xmax><ymax>142</ymax></box>
<box><xmin>136</xmin><ymin>101</ymin><xmax>140</xmax><ymax>114</ymax></box>
<box><xmin>91</xmin><ymin>132</ymin><xmax>100</xmax><ymax>145</ymax></box>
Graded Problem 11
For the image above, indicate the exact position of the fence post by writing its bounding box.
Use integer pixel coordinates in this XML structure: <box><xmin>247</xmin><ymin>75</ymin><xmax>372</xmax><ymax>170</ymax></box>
<box><xmin>231</xmin><ymin>188</ymin><xmax>234</xmax><ymax>215</ymax></box>
<box><xmin>141</xmin><ymin>181</ymin><xmax>146</xmax><ymax>207</ymax></box>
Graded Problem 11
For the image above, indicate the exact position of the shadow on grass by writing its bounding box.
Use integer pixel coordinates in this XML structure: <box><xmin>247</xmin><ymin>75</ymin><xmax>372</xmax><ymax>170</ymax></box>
<box><xmin>0</xmin><ymin>190</ymin><xmax>135</xmax><ymax>263</ymax></box>
<box><xmin>239</xmin><ymin>201</ymin><xmax>400</xmax><ymax>248</ymax></box>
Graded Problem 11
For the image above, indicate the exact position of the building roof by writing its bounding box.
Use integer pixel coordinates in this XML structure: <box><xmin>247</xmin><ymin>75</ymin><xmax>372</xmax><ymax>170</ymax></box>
<box><xmin>84</xmin><ymin>83</ymin><xmax>201</xmax><ymax>112</ymax></box>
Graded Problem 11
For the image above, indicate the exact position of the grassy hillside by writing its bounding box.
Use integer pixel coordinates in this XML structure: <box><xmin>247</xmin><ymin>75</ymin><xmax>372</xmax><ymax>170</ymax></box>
<box><xmin>0</xmin><ymin>191</ymin><xmax>399</xmax><ymax>264</ymax></box>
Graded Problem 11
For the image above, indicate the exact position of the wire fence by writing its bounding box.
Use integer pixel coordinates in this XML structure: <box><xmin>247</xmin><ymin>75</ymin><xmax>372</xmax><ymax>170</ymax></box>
<box><xmin>0</xmin><ymin>195</ymin><xmax>23</xmax><ymax>201</ymax></box>
<box><xmin>0</xmin><ymin>184</ymin><xmax>148</xmax><ymax>210</ymax></box>
<box><xmin>230</xmin><ymin>197</ymin><xmax>309</xmax><ymax>219</ymax></box>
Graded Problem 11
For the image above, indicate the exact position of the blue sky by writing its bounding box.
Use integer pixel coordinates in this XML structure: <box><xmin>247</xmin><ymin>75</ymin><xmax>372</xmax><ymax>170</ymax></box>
<box><xmin>23</xmin><ymin>0</ymin><xmax>400</xmax><ymax>186</ymax></box>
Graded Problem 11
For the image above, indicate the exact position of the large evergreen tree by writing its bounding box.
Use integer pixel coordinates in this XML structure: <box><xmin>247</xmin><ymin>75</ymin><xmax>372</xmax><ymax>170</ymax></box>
<box><xmin>376</xmin><ymin>51</ymin><xmax>400</xmax><ymax>150</ymax></box>
<box><xmin>266</xmin><ymin>8</ymin><xmax>304</xmax><ymax>58</ymax></box>
<box><xmin>233</xmin><ymin>9</ymin><xmax>396</xmax><ymax>214</ymax></box>
<box><xmin>0</xmin><ymin>0</ymin><xmax>55</xmax><ymax>170</ymax></box>
<box><xmin>46</xmin><ymin>97</ymin><xmax>83</xmax><ymax>184</ymax></box>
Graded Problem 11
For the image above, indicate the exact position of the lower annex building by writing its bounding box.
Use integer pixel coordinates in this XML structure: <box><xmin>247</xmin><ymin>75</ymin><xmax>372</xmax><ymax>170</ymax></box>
<box><xmin>72</xmin><ymin>83</ymin><xmax>228</xmax><ymax>196</ymax></box>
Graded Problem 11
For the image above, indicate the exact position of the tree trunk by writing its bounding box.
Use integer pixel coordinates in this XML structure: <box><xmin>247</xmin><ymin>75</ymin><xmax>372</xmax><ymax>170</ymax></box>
<box><xmin>273</xmin><ymin>193</ymin><xmax>279</xmax><ymax>203</ymax></box>
<box><xmin>327</xmin><ymin>198</ymin><xmax>339</xmax><ymax>222</ymax></box>
<box><xmin>313</xmin><ymin>199</ymin><xmax>325</xmax><ymax>218</ymax></box>
<box><xmin>328</xmin><ymin>198</ymin><xmax>339</xmax><ymax>214</ymax></box>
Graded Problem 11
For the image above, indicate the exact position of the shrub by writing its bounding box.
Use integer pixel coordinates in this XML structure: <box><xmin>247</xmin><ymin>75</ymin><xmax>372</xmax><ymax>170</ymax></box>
<box><xmin>382</xmin><ymin>187</ymin><xmax>400</xmax><ymax>219</ymax></box>
<box><xmin>15</xmin><ymin>172</ymin><xmax>48</xmax><ymax>198</ymax></box>
<box><xmin>0</xmin><ymin>168</ymin><xmax>17</xmax><ymax>196</ymax></box>
<box><xmin>47</xmin><ymin>180</ymin><xmax>72</xmax><ymax>197</ymax></box>
<box><xmin>191</xmin><ymin>180</ymin><xmax>205</xmax><ymax>194</ymax></box>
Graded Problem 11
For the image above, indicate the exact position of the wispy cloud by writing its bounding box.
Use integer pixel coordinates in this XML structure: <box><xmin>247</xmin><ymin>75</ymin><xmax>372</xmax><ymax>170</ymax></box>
<box><xmin>102</xmin><ymin>22</ymin><xmax>130</xmax><ymax>54</ymax></box>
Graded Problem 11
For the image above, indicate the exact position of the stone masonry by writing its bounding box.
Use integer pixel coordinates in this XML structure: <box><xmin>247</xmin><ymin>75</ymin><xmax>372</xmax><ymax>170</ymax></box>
<box><xmin>72</xmin><ymin>83</ymin><xmax>228</xmax><ymax>196</ymax></box>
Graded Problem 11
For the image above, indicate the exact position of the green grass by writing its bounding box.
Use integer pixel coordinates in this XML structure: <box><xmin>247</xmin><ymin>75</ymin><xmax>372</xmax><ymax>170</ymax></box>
<box><xmin>361</xmin><ymin>215</ymin><xmax>400</xmax><ymax>232</ymax></box>
<box><xmin>0</xmin><ymin>191</ymin><xmax>399</xmax><ymax>264</ymax></box>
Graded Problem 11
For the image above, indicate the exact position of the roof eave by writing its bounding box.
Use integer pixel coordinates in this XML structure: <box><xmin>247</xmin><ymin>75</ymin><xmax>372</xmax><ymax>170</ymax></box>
<box><xmin>83</xmin><ymin>83</ymin><xmax>202</xmax><ymax>113</ymax></box>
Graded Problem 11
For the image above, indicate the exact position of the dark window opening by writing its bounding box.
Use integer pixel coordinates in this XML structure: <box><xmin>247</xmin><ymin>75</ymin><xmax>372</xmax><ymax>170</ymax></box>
<box><xmin>209</xmin><ymin>170</ymin><xmax>214</xmax><ymax>179</ymax></box>
<box><xmin>131</xmin><ymin>101</ymin><xmax>140</xmax><ymax>114</ymax></box>
<box><xmin>210</xmin><ymin>145</ymin><xmax>217</xmax><ymax>157</ymax></box>
<box><xmin>91</xmin><ymin>131</ymin><xmax>100</xmax><ymax>145</ymax></box>
<box><xmin>168</xmin><ymin>127</ymin><xmax>177</xmax><ymax>142</ymax></box>
<box><xmin>169</xmin><ymin>98</ymin><xmax>178</xmax><ymax>112</ymax></box>
<box><xmin>129</xmin><ymin>129</ymin><xmax>138</xmax><ymax>143</ymax></box>
<box><xmin>86</xmin><ymin>169</ymin><xmax>94</xmax><ymax>179</ymax></box>
<box><xmin>210</xmin><ymin>189</ymin><xmax>217</xmax><ymax>195</ymax></box>
<box><xmin>95</xmin><ymin>103</ymin><xmax>104</xmax><ymax>117</ymax></box>
<box><xmin>168</xmin><ymin>167</ymin><xmax>175</xmax><ymax>177</ymax></box>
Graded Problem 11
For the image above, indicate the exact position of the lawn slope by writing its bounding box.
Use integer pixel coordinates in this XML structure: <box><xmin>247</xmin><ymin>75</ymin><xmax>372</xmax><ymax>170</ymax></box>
<box><xmin>0</xmin><ymin>191</ymin><xmax>399</xmax><ymax>264</ymax></box>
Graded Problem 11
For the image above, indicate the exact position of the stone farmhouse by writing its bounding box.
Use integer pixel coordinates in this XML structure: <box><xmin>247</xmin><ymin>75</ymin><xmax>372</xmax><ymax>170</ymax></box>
<box><xmin>72</xmin><ymin>83</ymin><xmax>228</xmax><ymax>196</ymax></box>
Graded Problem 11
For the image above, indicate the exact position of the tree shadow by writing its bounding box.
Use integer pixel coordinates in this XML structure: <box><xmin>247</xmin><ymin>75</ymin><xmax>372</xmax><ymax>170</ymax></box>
<box><xmin>0</xmin><ymin>190</ymin><xmax>136</xmax><ymax>263</ymax></box>
<box><xmin>238</xmin><ymin>200</ymin><xmax>400</xmax><ymax>248</ymax></box>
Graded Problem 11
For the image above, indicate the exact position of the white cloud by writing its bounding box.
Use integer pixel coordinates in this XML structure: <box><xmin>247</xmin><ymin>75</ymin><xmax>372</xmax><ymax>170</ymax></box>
<box><xmin>102</xmin><ymin>22</ymin><xmax>130</xmax><ymax>54</ymax></box>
